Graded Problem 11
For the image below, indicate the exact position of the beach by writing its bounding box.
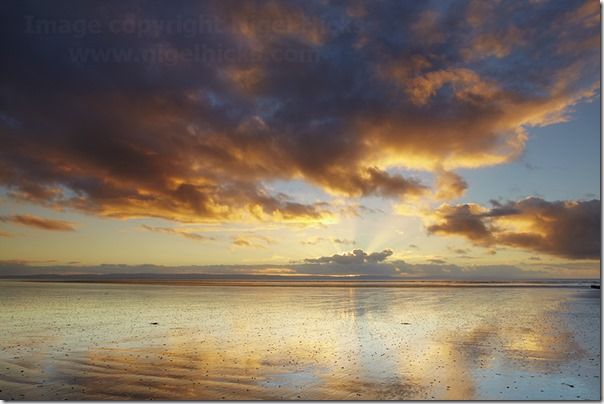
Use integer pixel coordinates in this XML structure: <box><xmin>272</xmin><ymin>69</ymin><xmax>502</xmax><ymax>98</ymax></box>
<box><xmin>0</xmin><ymin>281</ymin><xmax>600</xmax><ymax>400</ymax></box>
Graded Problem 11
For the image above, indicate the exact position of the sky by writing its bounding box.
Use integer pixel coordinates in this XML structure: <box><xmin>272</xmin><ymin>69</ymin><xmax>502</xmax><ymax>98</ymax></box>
<box><xmin>0</xmin><ymin>0</ymin><xmax>600</xmax><ymax>279</ymax></box>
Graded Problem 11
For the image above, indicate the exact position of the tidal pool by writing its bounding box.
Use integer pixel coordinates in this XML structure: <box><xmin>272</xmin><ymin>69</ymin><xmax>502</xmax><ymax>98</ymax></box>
<box><xmin>0</xmin><ymin>281</ymin><xmax>600</xmax><ymax>400</ymax></box>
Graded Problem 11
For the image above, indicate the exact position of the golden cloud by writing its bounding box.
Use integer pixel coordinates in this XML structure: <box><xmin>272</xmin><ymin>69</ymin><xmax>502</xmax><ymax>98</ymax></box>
<box><xmin>0</xmin><ymin>0</ymin><xmax>598</xmax><ymax>226</ymax></box>
<box><xmin>141</xmin><ymin>225</ymin><xmax>215</xmax><ymax>242</ymax></box>
<box><xmin>0</xmin><ymin>214</ymin><xmax>75</xmax><ymax>232</ymax></box>
<box><xmin>232</xmin><ymin>234</ymin><xmax>277</xmax><ymax>249</ymax></box>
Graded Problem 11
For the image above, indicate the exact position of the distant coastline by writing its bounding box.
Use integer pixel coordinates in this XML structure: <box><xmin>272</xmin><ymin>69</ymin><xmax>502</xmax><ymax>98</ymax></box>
<box><xmin>0</xmin><ymin>275</ymin><xmax>599</xmax><ymax>288</ymax></box>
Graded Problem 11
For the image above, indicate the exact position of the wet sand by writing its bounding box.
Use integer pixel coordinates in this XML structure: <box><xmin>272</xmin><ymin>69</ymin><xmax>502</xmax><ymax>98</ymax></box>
<box><xmin>0</xmin><ymin>281</ymin><xmax>600</xmax><ymax>400</ymax></box>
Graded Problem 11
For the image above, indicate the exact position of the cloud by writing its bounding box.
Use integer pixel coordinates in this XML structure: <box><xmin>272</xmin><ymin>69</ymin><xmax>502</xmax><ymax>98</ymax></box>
<box><xmin>0</xmin><ymin>1</ymin><xmax>598</xmax><ymax>224</ymax></box>
<box><xmin>434</xmin><ymin>170</ymin><xmax>468</xmax><ymax>200</ymax></box>
<box><xmin>300</xmin><ymin>237</ymin><xmax>325</xmax><ymax>245</ymax></box>
<box><xmin>304</xmin><ymin>249</ymin><xmax>393</xmax><ymax>264</ymax></box>
<box><xmin>0</xmin><ymin>259</ymin><xmax>560</xmax><ymax>280</ymax></box>
<box><xmin>428</xmin><ymin>258</ymin><xmax>447</xmax><ymax>264</ymax></box>
<box><xmin>300</xmin><ymin>237</ymin><xmax>356</xmax><ymax>246</ymax></box>
<box><xmin>231</xmin><ymin>234</ymin><xmax>276</xmax><ymax>248</ymax></box>
<box><xmin>0</xmin><ymin>259</ymin><xmax>58</xmax><ymax>266</ymax></box>
<box><xmin>428</xmin><ymin>203</ymin><xmax>493</xmax><ymax>242</ymax></box>
<box><xmin>0</xmin><ymin>214</ymin><xmax>75</xmax><ymax>231</ymax></box>
<box><xmin>392</xmin><ymin>263</ymin><xmax>545</xmax><ymax>280</ymax></box>
<box><xmin>141</xmin><ymin>225</ymin><xmax>214</xmax><ymax>241</ymax></box>
<box><xmin>427</xmin><ymin>198</ymin><xmax>600</xmax><ymax>259</ymax></box>
<box><xmin>333</xmin><ymin>238</ymin><xmax>356</xmax><ymax>245</ymax></box>
<box><xmin>448</xmin><ymin>247</ymin><xmax>470</xmax><ymax>255</ymax></box>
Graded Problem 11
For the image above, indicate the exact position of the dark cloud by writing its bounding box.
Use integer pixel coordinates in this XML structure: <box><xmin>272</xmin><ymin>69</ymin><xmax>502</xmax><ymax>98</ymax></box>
<box><xmin>0</xmin><ymin>0</ymin><xmax>598</xmax><ymax>224</ymax></box>
<box><xmin>449</xmin><ymin>247</ymin><xmax>470</xmax><ymax>255</ymax></box>
<box><xmin>428</xmin><ymin>204</ymin><xmax>492</xmax><ymax>242</ymax></box>
<box><xmin>428</xmin><ymin>258</ymin><xmax>447</xmax><ymax>264</ymax></box>
<box><xmin>366</xmin><ymin>249</ymin><xmax>395</xmax><ymax>263</ymax></box>
<box><xmin>428</xmin><ymin>198</ymin><xmax>600</xmax><ymax>259</ymax></box>
<box><xmin>391</xmin><ymin>263</ymin><xmax>544</xmax><ymax>280</ymax></box>
<box><xmin>0</xmin><ymin>259</ymin><xmax>555</xmax><ymax>280</ymax></box>
<box><xmin>0</xmin><ymin>214</ymin><xmax>75</xmax><ymax>231</ymax></box>
<box><xmin>304</xmin><ymin>249</ymin><xmax>393</xmax><ymax>264</ymax></box>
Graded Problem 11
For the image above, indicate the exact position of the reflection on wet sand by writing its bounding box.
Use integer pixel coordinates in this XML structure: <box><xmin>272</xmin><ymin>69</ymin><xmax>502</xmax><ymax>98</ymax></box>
<box><xmin>0</xmin><ymin>282</ymin><xmax>600</xmax><ymax>400</ymax></box>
